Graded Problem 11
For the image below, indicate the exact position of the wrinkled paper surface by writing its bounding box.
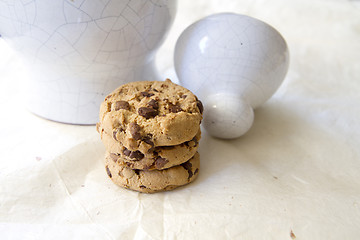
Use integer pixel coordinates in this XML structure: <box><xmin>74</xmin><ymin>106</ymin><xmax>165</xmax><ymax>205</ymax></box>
<box><xmin>1</xmin><ymin>0</ymin><xmax>360</xmax><ymax>239</ymax></box>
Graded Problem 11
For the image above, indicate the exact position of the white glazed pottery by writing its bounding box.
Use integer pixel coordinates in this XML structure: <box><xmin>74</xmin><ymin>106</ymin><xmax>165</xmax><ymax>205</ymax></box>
<box><xmin>0</xmin><ymin>0</ymin><xmax>177</xmax><ymax>124</ymax></box>
<box><xmin>174</xmin><ymin>13</ymin><xmax>289</xmax><ymax>139</ymax></box>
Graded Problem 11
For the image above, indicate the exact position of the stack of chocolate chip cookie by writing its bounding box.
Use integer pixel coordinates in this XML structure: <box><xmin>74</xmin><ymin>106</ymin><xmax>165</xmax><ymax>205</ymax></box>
<box><xmin>96</xmin><ymin>79</ymin><xmax>203</xmax><ymax>193</ymax></box>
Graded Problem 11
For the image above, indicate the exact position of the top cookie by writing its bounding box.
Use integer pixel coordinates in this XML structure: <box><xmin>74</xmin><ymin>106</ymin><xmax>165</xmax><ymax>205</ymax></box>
<box><xmin>98</xmin><ymin>79</ymin><xmax>203</xmax><ymax>146</ymax></box>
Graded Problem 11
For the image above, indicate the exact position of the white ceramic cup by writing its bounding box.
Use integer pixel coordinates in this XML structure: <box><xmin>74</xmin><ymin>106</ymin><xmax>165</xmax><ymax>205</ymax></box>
<box><xmin>0</xmin><ymin>0</ymin><xmax>176</xmax><ymax>124</ymax></box>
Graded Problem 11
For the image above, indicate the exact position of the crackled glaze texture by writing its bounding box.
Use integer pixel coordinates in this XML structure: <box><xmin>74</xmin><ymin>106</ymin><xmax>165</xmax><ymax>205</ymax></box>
<box><xmin>0</xmin><ymin>0</ymin><xmax>176</xmax><ymax>124</ymax></box>
<box><xmin>175</xmin><ymin>13</ymin><xmax>289</xmax><ymax>139</ymax></box>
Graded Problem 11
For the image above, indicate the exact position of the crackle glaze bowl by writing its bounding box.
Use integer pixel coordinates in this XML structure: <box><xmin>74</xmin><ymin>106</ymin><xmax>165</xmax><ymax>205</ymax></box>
<box><xmin>0</xmin><ymin>0</ymin><xmax>177</xmax><ymax>124</ymax></box>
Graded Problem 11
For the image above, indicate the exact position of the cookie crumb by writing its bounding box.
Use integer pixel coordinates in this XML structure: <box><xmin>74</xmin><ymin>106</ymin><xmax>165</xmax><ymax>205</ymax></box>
<box><xmin>290</xmin><ymin>230</ymin><xmax>296</xmax><ymax>239</ymax></box>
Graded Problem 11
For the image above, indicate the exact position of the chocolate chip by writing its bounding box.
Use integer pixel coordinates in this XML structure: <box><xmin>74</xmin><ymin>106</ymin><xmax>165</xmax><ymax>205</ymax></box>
<box><xmin>129</xmin><ymin>122</ymin><xmax>142</xmax><ymax>140</ymax></box>
<box><xmin>196</xmin><ymin>100</ymin><xmax>204</xmax><ymax>114</ymax></box>
<box><xmin>194</xmin><ymin>168</ymin><xmax>199</xmax><ymax>175</ymax></box>
<box><xmin>192</xmin><ymin>136</ymin><xmax>198</xmax><ymax>145</ymax></box>
<box><xmin>181</xmin><ymin>94</ymin><xmax>187</xmax><ymax>99</ymax></box>
<box><xmin>106</xmin><ymin>166</ymin><xmax>112</xmax><ymax>178</ymax></box>
<box><xmin>147</xmin><ymin>99</ymin><xmax>159</xmax><ymax>109</ymax></box>
<box><xmin>129</xmin><ymin>150</ymin><xmax>144</xmax><ymax>160</ymax></box>
<box><xmin>155</xmin><ymin>157</ymin><xmax>169</xmax><ymax>169</ymax></box>
<box><xmin>141</xmin><ymin>91</ymin><xmax>154</xmax><ymax>97</ymax></box>
<box><xmin>152</xmin><ymin>88</ymin><xmax>159</xmax><ymax>92</ymax></box>
<box><xmin>114</xmin><ymin>100</ymin><xmax>130</xmax><ymax>111</ymax></box>
<box><xmin>139</xmin><ymin>185</ymin><xmax>147</xmax><ymax>189</ymax></box>
<box><xmin>181</xmin><ymin>161</ymin><xmax>193</xmax><ymax>179</ymax></box>
<box><xmin>110</xmin><ymin>153</ymin><xmax>119</xmax><ymax>162</ymax></box>
<box><xmin>138</xmin><ymin>107</ymin><xmax>158</xmax><ymax>119</ymax></box>
<box><xmin>123</xmin><ymin>148</ymin><xmax>131</xmax><ymax>157</ymax></box>
<box><xmin>142</xmin><ymin>136</ymin><xmax>154</xmax><ymax>146</ymax></box>
<box><xmin>142</xmin><ymin>136</ymin><xmax>155</xmax><ymax>153</ymax></box>
<box><xmin>169</xmin><ymin>103</ymin><xmax>182</xmax><ymax>113</ymax></box>
<box><xmin>134</xmin><ymin>169</ymin><xmax>140</xmax><ymax>175</ymax></box>
<box><xmin>113</xmin><ymin>131</ymin><xmax>118</xmax><ymax>141</ymax></box>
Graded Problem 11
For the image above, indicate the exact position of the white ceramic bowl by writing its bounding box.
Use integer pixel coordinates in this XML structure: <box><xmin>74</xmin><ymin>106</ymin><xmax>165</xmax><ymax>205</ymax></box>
<box><xmin>0</xmin><ymin>0</ymin><xmax>177</xmax><ymax>124</ymax></box>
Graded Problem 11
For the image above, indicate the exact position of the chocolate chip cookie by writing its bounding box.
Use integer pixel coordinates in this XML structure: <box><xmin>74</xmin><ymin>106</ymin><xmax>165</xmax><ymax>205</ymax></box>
<box><xmin>100</xmin><ymin>129</ymin><xmax>201</xmax><ymax>170</ymax></box>
<box><xmin>98</xmin><ymin>79</ymin><xmax>203</xmax><ymax>147</ymax></box>
<box><xmin>105</xmin><ymin>152</ymin><xmax>200</xmax><ymax>193</ymax></box>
